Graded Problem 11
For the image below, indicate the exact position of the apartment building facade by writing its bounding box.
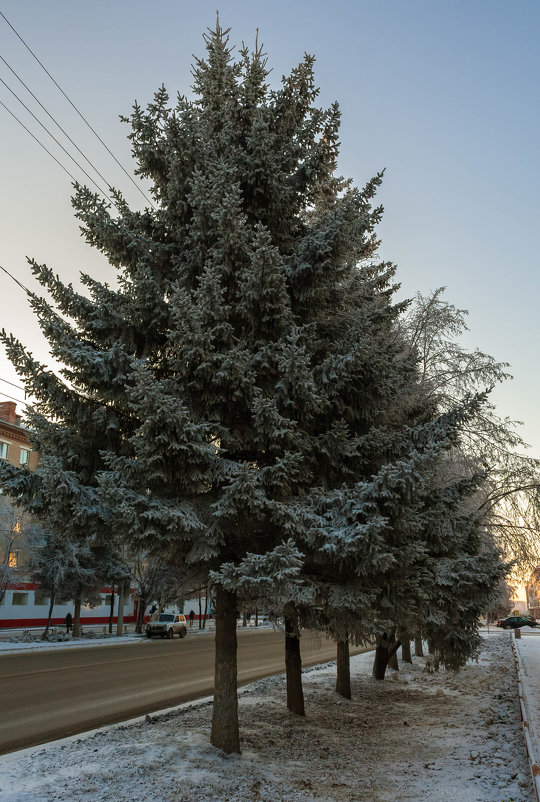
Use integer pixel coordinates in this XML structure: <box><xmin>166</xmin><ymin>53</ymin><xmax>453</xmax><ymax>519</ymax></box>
<box><xmin>0</xmin><ymin>401</ymin><xmax>137</xmax><ymax>629</ymax></box>
<box><xmin>0</xmin><ymin>401</ymin><xmax>39</xmax><ymax>473</ymax></box>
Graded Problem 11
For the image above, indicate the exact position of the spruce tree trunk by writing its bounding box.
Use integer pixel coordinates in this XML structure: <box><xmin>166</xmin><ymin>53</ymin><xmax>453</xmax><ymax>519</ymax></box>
<box><xmin>72</xmin><ymin>596</ymin><xmax>82</xmax><ymax>637</ymax></box>
<box><xmin>389</xmin><ymin>631</ymin><xmax>400</xmax><ymax>671</ymax></box>
<box><xmin>42</xmin><ymin>592</ymin><xmax>55</xmax><ymax>639</ymax></box>
<box><xmin>135</xmin><ymin>593</ymin><xmax>146</xmax><ymax>634</ymax></box>
<box><xmin>401</xmin><ymin>636</ymin><xmax>412</xmax><ymax>663</ymax></box>
<box><xmin>414</xmin><ymin>635</ymin><xmax>424</xmax><ymax>657</ymax></box>
<box><xmin>116</xmin><ymin>581</ymin><xmax>125</xmax><ymax>635</ymax></box>
<box><xmin>284</xmin><ymin>603</ymin><xmax>305</xmax><ymax>716</ymax></box>
<box><xmin>255</xmin><ymin>607</ymin><xmax>258</xmax><ymax>627</ymax></box>
<box><xmin>372</xmin><ymin>642</ymin><xmax>389</xmax><ymax>680</ymax></box>
<box><xmin>109</xmin><ymin>584</ymin><xmax>115</xmax><ymax>634</ymax></box>
<box><xmin>198</xmin><ymin>591</ymin><xmax>202</xmax><ymax>629</ymax></box>
<box><xmin>372</xmin><ymin>632</ymin><xmax>400</xmax><ymax>680</ymax></box>
<box><xmin>210</xmin><ymin>585</ymin><xmax>240</xmax><ymax>754</ymax></box>
<box><xmin>336</xmin><ymin>638</ymin><xmax>351</xmax><ymax>699</ymax></box>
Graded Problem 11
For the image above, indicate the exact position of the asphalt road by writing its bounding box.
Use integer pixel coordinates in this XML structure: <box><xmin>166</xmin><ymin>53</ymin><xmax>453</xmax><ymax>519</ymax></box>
<box><xmin>0</xmin><ymin>628</ymin><xmax>371</xmax><ymax>754</ymax></box>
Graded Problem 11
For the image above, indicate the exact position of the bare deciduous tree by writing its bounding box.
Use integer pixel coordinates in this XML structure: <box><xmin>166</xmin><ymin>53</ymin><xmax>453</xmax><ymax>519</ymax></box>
<box><xmin>401</xmin><ymin>289</ymin><xmax>540</xmax><ymax>577</ymax></box>
<box><xmin>0</xmin><ymin>496</ymin><xmax>37</xmax><ymax>604</ymax></box>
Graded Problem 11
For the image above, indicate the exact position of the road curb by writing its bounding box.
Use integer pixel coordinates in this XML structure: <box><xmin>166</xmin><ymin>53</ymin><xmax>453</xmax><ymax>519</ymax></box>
<box><xmin>511</xmin><ymin>631</ymin><xmax>540</xmax><ymax>802</ymax></box>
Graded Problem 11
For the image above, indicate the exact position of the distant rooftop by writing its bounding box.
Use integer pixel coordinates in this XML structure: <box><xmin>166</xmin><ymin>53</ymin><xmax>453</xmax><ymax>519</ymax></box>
<box><xmin>0</xmin><ymin>401</ymin><xmax>26</xmax><ymax>429</ymax></box>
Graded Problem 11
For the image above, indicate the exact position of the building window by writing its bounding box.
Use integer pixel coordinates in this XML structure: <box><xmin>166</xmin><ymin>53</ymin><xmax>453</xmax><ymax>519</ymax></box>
<box><xmin>34</xmin><ymin>591</ymin><xmax>49</xmax><ymax>606</ymax></box>
<box><xmin>8</xmin><ymin>551</ymin><xmax>20</xmax><ymax>568</ymax></box>
<box><xmin>20</xmin><ymin>448</ymin><xmax>30</xmax><ymax>465</ymax></box>
<box><xmin>12</xmin><ymin>592</ymin><xmax>28</xmax><ymax>605</ymax></box>
<box><xmin>0</xmin><ymin>442</ymin><xmax>8</xmax><ymax>459</ymax></box>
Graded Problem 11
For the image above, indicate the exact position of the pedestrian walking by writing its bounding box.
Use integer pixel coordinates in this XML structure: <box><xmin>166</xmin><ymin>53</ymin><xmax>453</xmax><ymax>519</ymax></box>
<box><xmin>65</xmin><ymin>612</ymin><xmax>73</xmax><ymax>634</ymax></box>
<box><xmin>189</xmin><ymin>609</ymin><xmax>195</xmax><ymax>627</ymax></box>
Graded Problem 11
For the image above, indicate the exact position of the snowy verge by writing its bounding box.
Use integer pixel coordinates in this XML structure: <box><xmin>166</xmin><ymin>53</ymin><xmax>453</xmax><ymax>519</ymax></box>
<box><xmin>0</xmin><ymin>633</ymin><xmax>144</xmax><ymax>655</ymax></box>
<box><xmin>0</xmin><ymin>633</ymin><xmax>535</xmax><ymax>801</ymax></box>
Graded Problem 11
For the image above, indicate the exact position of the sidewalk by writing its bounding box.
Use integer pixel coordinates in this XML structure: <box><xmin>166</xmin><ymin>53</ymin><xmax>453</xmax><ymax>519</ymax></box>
<box><xmin>513</xmin><ymin>632</ymin><xmax>540</xmax><ymax>800</ymax></box>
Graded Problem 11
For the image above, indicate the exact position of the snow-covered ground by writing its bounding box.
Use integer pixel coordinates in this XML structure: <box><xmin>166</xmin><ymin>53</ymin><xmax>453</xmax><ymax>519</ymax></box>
<box><xmin>0</xmin><ymin>632</ymin><xmax>144</xmax><ymax>655</ymax></box>
<box><xmin>0</xmin><ymin>631</ymin><xmax>535</xmax><ymax>801</ymax></box>
<box><xmin>0</xmin><ymin>630</ymin><xmax>210</xmax><ymax>655</ymax></box>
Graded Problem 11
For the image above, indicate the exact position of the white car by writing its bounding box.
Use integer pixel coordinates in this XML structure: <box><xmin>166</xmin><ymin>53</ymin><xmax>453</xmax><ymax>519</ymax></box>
<box><xmin>145</xmin><ymin>613</ymin><xmax>188</xmax><ymax>639</ymax></box>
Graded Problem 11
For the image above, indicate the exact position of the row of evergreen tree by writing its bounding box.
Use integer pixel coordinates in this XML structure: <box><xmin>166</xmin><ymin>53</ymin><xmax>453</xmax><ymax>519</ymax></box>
<box><xmin>0</xmin><ymin>23</ymin><xmax>518</xmax><ymax>754</ymax></box>
<box><xmin>27</xmin><ymin>534</ymin><xmax>204</xmax><ymax>638</ymax></box>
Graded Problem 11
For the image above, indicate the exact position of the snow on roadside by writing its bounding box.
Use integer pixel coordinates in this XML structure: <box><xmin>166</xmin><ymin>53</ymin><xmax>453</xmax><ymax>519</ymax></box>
<box><xmin>0</xmin><ymin>633</ymin><xmax>144</xmax><ymax>655</ymax></box>
<box><xmin>0</xmin><ymin>633</ymin><xmax>534</xmax><ymax>801</ymax></box>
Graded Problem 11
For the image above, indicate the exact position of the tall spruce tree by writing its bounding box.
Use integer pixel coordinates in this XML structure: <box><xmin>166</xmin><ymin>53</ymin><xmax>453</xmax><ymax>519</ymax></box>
<box><xmin>418</xmin><ymin>460</ymin><xmax>508</xmax><ymax>671</ymax></box>
<box><xmin>290</xmin><ymin>399</ymin><xmax>497</xmax><ymax>688</ymax></box>
<box><xmin>0</xmin><ymin>21</ymin><xmax>501</xmax><ymax>752</ymax></box>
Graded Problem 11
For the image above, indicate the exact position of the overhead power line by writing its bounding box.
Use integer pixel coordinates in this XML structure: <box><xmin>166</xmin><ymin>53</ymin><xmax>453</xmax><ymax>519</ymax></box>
<box><xmin>0</xmin><ymin>77</ymin><xmax>113</xmax><ymax>203</ymax></box>
<box><xmin>0</xmin><ymin>10</ymin><xmax>155</xmax><ymax>209</ymax></box>
<box><xmin>0</xmin><ymin>261</ymin><xmax>32</xmax><ymax>295</ymax></box>
<box><xmin>0</xmin><ymin>265</ymin><xmax>31</xmax><ymax>409</ymax></box>
<box><xmin>0</xmin><ymin>377</ymin><xmax>25</xmax><ymax>393</ymax></box>
<box><xmin>1</xmin><ymin>53</ymin><xmax>118</xmax><ymax>198</ymax></box>
<box><xmin>0</xmin><ymin>389</ymin><xmax>28</xmax><ymax>407</ymax></box>
<box><xmin>0</xmin><ymin>99</ymin><xmax>82</xmax><ymax>190</ymax></box>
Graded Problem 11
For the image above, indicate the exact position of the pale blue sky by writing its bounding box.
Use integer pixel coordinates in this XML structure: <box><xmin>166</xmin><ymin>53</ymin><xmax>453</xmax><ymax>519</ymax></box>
<box><xmin>0</xmin><ymin>1</ymin><xmax>538</xmax><ymax>455</ymax></box>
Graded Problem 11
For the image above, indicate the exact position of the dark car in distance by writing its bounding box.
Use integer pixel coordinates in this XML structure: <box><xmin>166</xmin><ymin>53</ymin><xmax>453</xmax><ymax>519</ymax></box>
<box><xmin>496</xmin><ymin>615</ymin><xmax>537</xmax><ymax>630</ymax></box>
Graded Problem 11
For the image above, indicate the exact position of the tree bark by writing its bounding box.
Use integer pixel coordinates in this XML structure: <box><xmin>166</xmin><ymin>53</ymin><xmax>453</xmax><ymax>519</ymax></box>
<box><xmin>109</xmin><ymin>584</ymin><xmax>115</xmax><ymax>634</ymax></box>
<box><xmin>135</xmin><ymin>593</ymin><xmax>146</xmax><ymax>634</ymax></box>
<box><xmin>116</xmin><ymin>581</ymin><xmax>125</xmax><ymax>636</ymax></box>
<box><xmin>372</xmin><ymin>632</ymin><xmax>401</xmax><ymax>680</ymax></box>
<box><xmin>414</xmin><ymin>635</ymin><xmax>424</xmax><ymax>657</ymax></box>
<box><xmin>210</xmin><ymin>585</ymin><xmax>240</xmax><ymax>754</ymax></box>
<box><xmin>255</xmin><ymin>607</ymin><xmax>258</xmax><ymax>627</ymax></box>
<box><xmin>198</xmin><ymin>590</ymin><xmax>202</xmax><ymax>629</ymax></box>
<box><xmin>42</xmin><ymin>592</ymin><xmax>55</xmax><ymax>639</ymax></box>
<box><xmin>401</xmin><ymin>636</ymin><xmax>412</xmax><ymax>664</ymax></box>
<box><xmin>203</xmin><ymin>589</ymin><xmax>208</xmax><ymax>630</ymax></box>
<box><xmin>372</xmin><ymin>642</ymin><xmax>389</xmax><ymax>680</ymax></box>
<box><xmin>388</xmin><ymin>649</ymin><xmax>399</xmax><ymax>671</ymax></box>
<box><xmin>72</xmin><ymin>596</ymin><xmax>82</xmax><ymax>637</ymax></box>
<box><xmin>284</xmin><ymin>603</ymin><xmax>305</xmax><ymax>715</ymax></box>
<box><xmin>336</xmin><ymin>638</ymin><xmax>351</xmax><ymax>699</ymax></box>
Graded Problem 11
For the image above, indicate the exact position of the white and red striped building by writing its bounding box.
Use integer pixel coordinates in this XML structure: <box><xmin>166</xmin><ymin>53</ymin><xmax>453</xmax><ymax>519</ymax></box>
<box><xmin>0</xmin><ymin>581</ymin><xmax>138</xmax><ymax>630</ymax></box>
